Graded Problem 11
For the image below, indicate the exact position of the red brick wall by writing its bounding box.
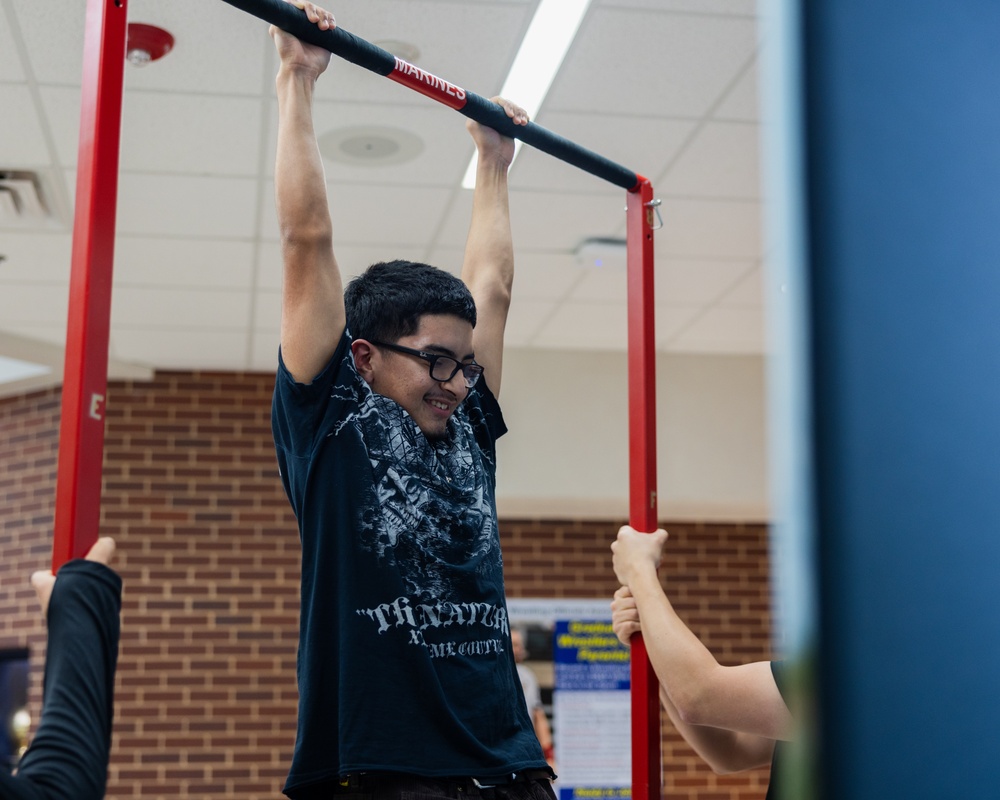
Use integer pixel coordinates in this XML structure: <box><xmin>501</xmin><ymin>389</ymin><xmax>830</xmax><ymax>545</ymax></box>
<box><xmin>0</xmin><ymin>386</ymin><xmax>61</xmax><ymax>753</ymax></box>
<box><xmin>502</xmin><ymin>520</ymin><xmax>775</xmax><ymax>800</ymax></box>
<box><xmin>0</xmin><ymin>374</ymin><xmax>775</xmax><ymax>800</ymax></box>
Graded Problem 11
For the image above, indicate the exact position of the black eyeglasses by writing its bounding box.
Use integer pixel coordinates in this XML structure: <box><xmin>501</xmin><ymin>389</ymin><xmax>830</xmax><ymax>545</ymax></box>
<box><xmin>370</xmin><ymin>340</ymin><xmax>484</xmax><ymax>389</ymax></box>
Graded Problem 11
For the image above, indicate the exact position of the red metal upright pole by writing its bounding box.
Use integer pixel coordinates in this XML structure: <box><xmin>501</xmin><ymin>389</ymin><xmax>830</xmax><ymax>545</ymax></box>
<box><xmin>52</xmin><ymin>0</ymin><xmax>128</xmax><ymax>571</ymax></box>
<box><xmin>626</xmin><ymin>179</ymin><xmax>661</xmax><ymax>800</ymax></box>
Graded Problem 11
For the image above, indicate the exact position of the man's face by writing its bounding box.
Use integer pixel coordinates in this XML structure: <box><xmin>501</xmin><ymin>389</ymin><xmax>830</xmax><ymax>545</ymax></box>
<box><xmin>361</xmin><ymin>313</ymin><xmax>476</xmax><ymax>440</ymax></box>
<box><xmin>511</xmin><ymin>629</ymin><xmax>527</xmax><ymax>662</ymax></box>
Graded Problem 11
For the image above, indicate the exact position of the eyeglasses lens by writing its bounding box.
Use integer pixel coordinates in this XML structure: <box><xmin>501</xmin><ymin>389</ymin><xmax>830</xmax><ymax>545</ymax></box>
<box><xmin>430</xmin><ymin>357</ymin><xmax>481</xmax><ymax>388</ymax></box>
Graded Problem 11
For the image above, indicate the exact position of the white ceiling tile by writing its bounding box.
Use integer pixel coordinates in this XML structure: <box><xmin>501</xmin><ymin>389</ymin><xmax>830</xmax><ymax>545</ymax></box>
<box><xmin>336</xmin><ymin>246</ymin><xmax>414</xmax><ymax>281</ymax></box>
<box><xmin>113</xmin><ymin>237</ymin><xmax>255</xmax><ymax>289</ymax></box>
<box><xmin>655</xmin><ymin>305</ymin><xmax>705</xmax><ymax>346</ymax></box>
<box><xmin>37</xmin><ymin>86</ymin><xmax>81</xmax><ymax>167</ymax></box>
<box><xmin>513</xmin><ymin>112</ymin><xmax>697</xmax><ymax>195</ymax></box>
<box><xmin>0</xmin><ymin>8</ymin><xmax>26</xmax><ymax>81</ymax></box>
<box><xmin>714</xmin><ymin>61</ymin><xmax>761</xmax><ymax>121</ymax></box>
<box><xmin>509</xmin><ymin>252</ymin><xmax>588</xmax><ymax>302</ymax></box>
<box><xmin>9</xmin><ymin>0</ymin><xmax>86</xmax><ymax>85</ymax></box>
<box><xmin>415</xmin><ymin>246</ymin><xmax>465</xmax><ymax>278</ymax></box>
<box><xmin>550</xmin><ymin>9</ymin><xmax>757</xmax><ymax>119</ymax></box>
<box><xmin>568</xmin><ymin>267</ymin><xmax>630</xmax><ymax>303</ymax></box>
<box><xmin>534</xmin><ymin>300</ymin><xmax>628</xmax><ymax>351</ymax></box>
<box><xmin>503</xmin><ymin>299</ymin><xmax>561</xmax><ymax>349</ymax></box>
<box><xmin>511</xmin><ymin>192</ymin><xmax>634</xmax><ymax>252</ymax></box>
<box><xmin>110</xmin><ymin>287</ymin><xmax>251</xmax><ymax>329</ymax></box>
<box><xmin>662</xmin><ymin>122</ymin><xmax>761</xmax><ymax>200</ymax></box>
<box><xmin>599</xmin><ymin>0</ymin><xmax>757</xmax><ymax>13</ymax></box>
<box><xmin>250</xmin><ymin>331</ymin><xmax>281</xmax><ymax>373</ymax></box>
<box><xmin>258</xmin><ymin>241</ymin><xmax>478</xmax><ymax>306</ymax></box>
<box><xmin>658</xmin><ymin>197</ymin><xmax>762</xmax><ymax>259</ymax></box>
<box><xmin>119</xmin><ymin>92</ymin><xmax>264</xmax><ymax>176</ymax></box>
<box><xmin>110</xmin><ymin>328</ymin><xmax>252</xmax><ymax>370</ymax></box>
<box><xmin>265</xmin><ymin>99</ymin><xmax>476</xmax><ymax>185</ymax></box>
<box><xmin>307</xmin><ymin>1</ymin><xmax>533</xmax><ymax>107</ymax></box>
<box><xmin>0</xmin><ymin>324</ymin><xmax>66</xmax><ymax>348</ymax></box>
<box><xmin>2</xmin><ymin>0</ymin><xmax>767</xmax><ymax>378</ymax></box>
<box><xmin>0</xmin><ymin>86</ymin><xmax>50</xmax><ymax>164</ymax></box>
<box><xmin>0</xmin><ymin>231</ymin><xmax>72</xmax><ymax>283</ymax></box>
<box><xmin>657</xmin><ymin>258</ymin><xmax>755</xmax><ymax>305</ymax></box>
<box><xmin>114</xmin><ymin>174</ymin><xmax>259</xmax><ymax>238</ymax></box>
<box><xmin>255</xmin><ymin>241</ymin><xmax>284</xmax><ymax>290</ymax></box>
<box><xmin>719</xmin><ymin>264</ymin><xmax>763</xmax><ymax>306</ymax></box>
<box><xmin>258</xmin><ymin>180</ymin><xmax>456</xmax><ymax>247</ymax></box>
<box><xmin>253</xmin><ymin>289</ymin><xmax>282</xmax><ymax>331</ymax></box>
<box><xmin>123</xmin><ymin>0</ymin><xmax>270</xmax><ymax>96</ymax></box>
<box><xmin>667</xmin><ymin>305</ymin><xmax>764</xmax><ymax>353</ymax></box>
<box><xmin>0</xmin><ymin>284</ymin><xmax>69</xmax><ymax>325</ymax></box>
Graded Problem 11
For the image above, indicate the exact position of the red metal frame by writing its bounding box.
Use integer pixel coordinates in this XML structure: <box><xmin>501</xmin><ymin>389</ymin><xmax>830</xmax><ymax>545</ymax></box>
<box><xmin>51</xmin><ymin>0</ymin><xmax>128</xmax><ymax>571</ymax></box>
<box><xmin>626</xmin><ymin>179</ymin><xmax>661</xmax><ymax>800</ymax></box>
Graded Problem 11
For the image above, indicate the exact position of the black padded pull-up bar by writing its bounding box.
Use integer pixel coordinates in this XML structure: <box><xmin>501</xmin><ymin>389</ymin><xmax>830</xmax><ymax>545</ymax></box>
<box><xmin>219</xmin><ymin>0</ymin><xmax>645</xmax><ymax>192</ymax></box>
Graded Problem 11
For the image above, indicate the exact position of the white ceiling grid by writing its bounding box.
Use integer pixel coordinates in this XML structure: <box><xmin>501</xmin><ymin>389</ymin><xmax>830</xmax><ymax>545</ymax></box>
<box><xmin>0</xmin><ymin>0</ymin><xmax>764</xmax><ymax>377</ymax></box>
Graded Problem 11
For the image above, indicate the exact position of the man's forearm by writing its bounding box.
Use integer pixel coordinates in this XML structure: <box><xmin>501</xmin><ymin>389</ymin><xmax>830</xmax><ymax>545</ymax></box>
<box><xmin>628</xmin><ymin>566</ymin><xmax>721</xmax><ymax>724</ymax></box>
<box><xmin>462</xmin><ymin>153</ymin><xmax>513</xmax><ymax>391</ymax></box>
<box><xmin>275</xmin><ymin>68</ymin><xmax>332</xmax><ymax>245</ymax></box>
<box><xmin>463</xmin><ymin>155</ymin><xmax>513</xmax><ymax>293</ymax></box>
<box><xmin>658</xmin><ymin>688</ymin><xmax>774</xmax><ymax>774</ymax></box>
<box><xmin>273</xmin><ymin>64</ymin><xmax>344</xmax><ymax>382</ymax></box>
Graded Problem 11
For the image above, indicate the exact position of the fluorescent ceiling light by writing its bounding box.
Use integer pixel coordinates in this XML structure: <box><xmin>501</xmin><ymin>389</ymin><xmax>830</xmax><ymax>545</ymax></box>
<box><xmin>461</xmin><ymin>0</ymin><xmax>592</xmax><ymax>189</ymax></box>
<box><xmin>0</xmin><ymin>355</ymin><xmax>51</xmax><ymax>385</ymax></box>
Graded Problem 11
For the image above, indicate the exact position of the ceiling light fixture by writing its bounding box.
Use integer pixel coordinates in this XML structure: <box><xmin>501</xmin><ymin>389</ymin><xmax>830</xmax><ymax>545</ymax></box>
<box><xmin>126</xmin><ymin>23</ymin><xmax>175</xmax><ymax>67</ymax></box>
<box><xmin>461</xmin><ymin>0</ymin><xmax>592</xmax><ymax>189</ymax></box>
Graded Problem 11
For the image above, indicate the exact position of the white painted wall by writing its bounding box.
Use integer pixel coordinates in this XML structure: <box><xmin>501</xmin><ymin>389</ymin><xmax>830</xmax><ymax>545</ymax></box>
<box><xmin>495</xmin><ymin>347</ymin><xmax>768</xmax><ymax>522</ymax></box>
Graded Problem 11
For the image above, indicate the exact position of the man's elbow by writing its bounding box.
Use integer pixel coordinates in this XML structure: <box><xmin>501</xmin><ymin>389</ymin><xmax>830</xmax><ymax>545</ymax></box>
<box><xmin>279</xmin><ymin>218</ymin><xmax>333</xmax><ymax>251</ymax></box>
<box><xmin>696</xmin><ymin>741</ymin><xmax>771</xmax><ymax>776</ymax></box>
<box><xmin>705</xmin><ymin>758</ymin><xmax>743</xmax><ymax>776</ymax></box>
<box><xmin>701</xmin><ymin>734</ymin><xmax>775</xmax><ymax>776</ymax></box>
<box><xmin>672</xmin><ymin>686</ymin><xmax>714</xmax><ymax>728</ymax></box>
<box><xmin>472</xmin><ymin>279</ymin><xmax>512</xmax><ymax>312</ymax></box>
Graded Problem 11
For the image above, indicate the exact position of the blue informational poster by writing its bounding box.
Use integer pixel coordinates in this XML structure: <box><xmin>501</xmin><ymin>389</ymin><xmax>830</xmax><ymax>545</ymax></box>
<box><xmin>552</xmin><ymin>620</ymin><xmax>632</xmax><ymax>800</ymax></box>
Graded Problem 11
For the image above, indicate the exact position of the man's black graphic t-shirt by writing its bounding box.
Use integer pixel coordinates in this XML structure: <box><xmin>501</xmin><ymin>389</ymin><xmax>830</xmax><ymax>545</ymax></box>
<box><xmin>272</xmin><ymin>332</ymin><xmax>547</xmax><ymax>798</ymax></box>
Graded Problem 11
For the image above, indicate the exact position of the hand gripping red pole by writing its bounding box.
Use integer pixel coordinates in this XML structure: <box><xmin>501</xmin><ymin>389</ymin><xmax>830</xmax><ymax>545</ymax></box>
<box><xmin>626</xmin><ymin>179</ymin><xmax>661</xmax><ymax>800</ymax></box>
<box><xmin>52</xmin><ymin>0</ymin><xmax>128</xmax><ymax>571</ymax></box>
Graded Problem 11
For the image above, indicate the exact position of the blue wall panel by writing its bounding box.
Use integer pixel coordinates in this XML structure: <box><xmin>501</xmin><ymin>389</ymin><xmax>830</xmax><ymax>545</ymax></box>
<box><xmin>800</xmin><ymin>2</ymin><xmax>1000</xmax><ymax>796</ymax></box>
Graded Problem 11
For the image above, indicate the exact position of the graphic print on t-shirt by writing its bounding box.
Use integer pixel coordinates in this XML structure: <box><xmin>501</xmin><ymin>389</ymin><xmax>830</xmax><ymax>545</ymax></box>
<box><xmin>341</xmin><ymin>376</ymin><xmax>509</xmax><ymax>657</ymax></box>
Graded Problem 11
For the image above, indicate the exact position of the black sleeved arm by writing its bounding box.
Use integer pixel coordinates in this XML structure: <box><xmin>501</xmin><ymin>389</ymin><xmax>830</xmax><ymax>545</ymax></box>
<box><xmin>0</xmin><ymin>560</ymin><xmax>122</xmax><ymax>800</ymax></box>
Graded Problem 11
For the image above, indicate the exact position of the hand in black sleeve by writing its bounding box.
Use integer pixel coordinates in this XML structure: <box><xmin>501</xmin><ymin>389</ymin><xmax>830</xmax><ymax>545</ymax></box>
<box><xmin>0</xmin><ymin>558</ymin><xmax>122</xmax><ymax>800</ymax></box>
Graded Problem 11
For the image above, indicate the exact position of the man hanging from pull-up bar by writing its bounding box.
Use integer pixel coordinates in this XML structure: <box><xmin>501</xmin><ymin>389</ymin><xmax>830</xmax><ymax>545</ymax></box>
<box><xmin>268</xmin><ymin>3</ymin><xmax>554</xmax><ymax>799</ymax></box>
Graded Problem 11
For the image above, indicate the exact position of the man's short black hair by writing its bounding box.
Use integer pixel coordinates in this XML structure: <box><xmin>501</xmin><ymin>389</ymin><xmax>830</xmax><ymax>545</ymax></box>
<box><xmin>345</xmin><ymin>260</ymin><xmax>477</xmax><ymax>342</ymax></box>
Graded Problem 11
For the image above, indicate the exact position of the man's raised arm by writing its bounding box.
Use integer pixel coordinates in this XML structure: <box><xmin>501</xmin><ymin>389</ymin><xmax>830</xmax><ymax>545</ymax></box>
<box><xmin>271</xmin><ymin>1</ymin><xmax>344</xmax><ymax>384</ymax></box>
<box><xmin>461</xmin><ymin>98</ymin><xmax>528</xmax><ymax>398</ymax></box>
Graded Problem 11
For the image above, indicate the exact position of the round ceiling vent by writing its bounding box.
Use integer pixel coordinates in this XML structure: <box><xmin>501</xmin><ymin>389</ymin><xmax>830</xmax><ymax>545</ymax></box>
<box><xmin>318</xmin><ymin>126</ymin><xmax>425</xmax><ymax>167</ymax></box>
<box><xmin>372</xmin><ymin>40</ymin><xmax>421</xmax><ymax>64</ymax></box>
